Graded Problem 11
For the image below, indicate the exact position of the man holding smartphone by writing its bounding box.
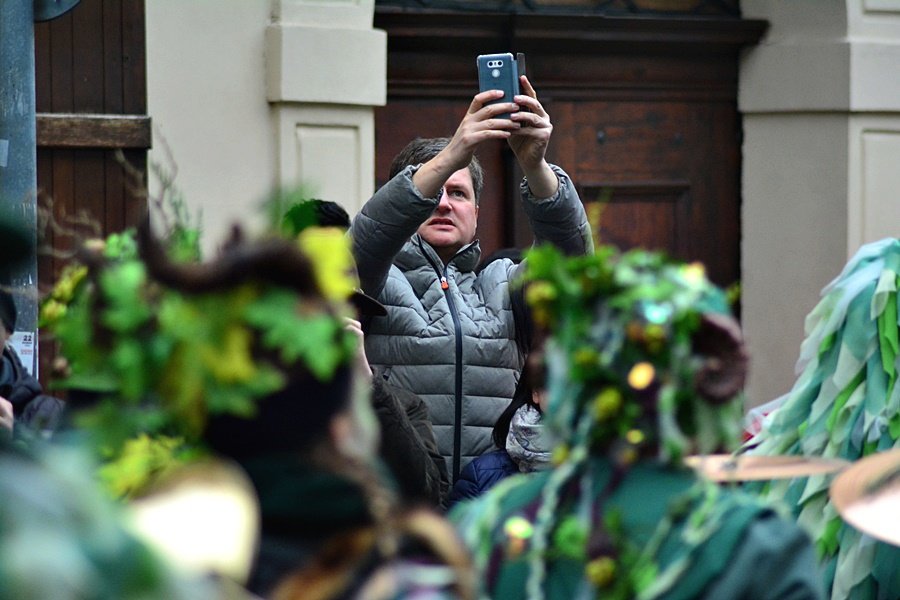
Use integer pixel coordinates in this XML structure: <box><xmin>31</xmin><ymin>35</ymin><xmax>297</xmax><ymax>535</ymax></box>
<box><xmin>350</xmin><ymin>75</ymin><xmax>592</xmax><ymax>483</ymax></box>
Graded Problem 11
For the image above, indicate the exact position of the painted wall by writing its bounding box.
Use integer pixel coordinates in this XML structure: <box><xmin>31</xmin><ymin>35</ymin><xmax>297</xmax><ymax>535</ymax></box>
<box><xmin>146</xmin><ymin>1</ymin><xmax>276</xmax><ymax>250</ymax></box>
<box><xmin>146</xmin><ymin>0</ymin><xmax>385</xmax><ymax>252</ymax></box>
<box><xmin>740</xmin><ymin>114</ymin><xmax>849</xmax><ymax>406</ymax></box>
<box><xmin>741</xmin><ymin>0</ymin><xmax>900</xmax><ymax>406</ymax></box>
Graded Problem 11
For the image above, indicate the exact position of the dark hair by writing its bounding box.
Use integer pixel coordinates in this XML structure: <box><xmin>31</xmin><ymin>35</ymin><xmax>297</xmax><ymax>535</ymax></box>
<box><xmin>282</xmin><ymin>198</ymin><xmax>351</xmax><ymax>236</ymax></box>
<box><xmin>205</xmin><ymin>364</ymin><xmax>354</xmax><ymax>459</ymax></box>
<box><xmin>388</xmin><ymin>137</ymin><xmax>484</xmax><ymax>204</ymax></box>
<box><xmin>0</xmin><ymin>289</ymin><xmax>16</xmax><ymax>334</ymax></box>
<box><xmin>0</xmin><ymin>210</ymin><xmax>33</xmax><ymax>282</ymax></box>
<box><xmin>309</xmin><ymin>199</ymin><xmax>351</xmax><ymax>230</ymax></box>
<box><xmin>492</xmin><ymin>375</ymin><xmax>540</xmax><ymax>449</ymax></box>
<box><xmin>493</xmin><ymin>293</ymin><xmax>546</xmax><ymax>448</ymax></box>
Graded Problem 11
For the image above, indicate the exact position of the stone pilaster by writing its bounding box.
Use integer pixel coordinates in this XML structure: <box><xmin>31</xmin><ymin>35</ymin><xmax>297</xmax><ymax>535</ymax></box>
<box><xmin>267</xmin><ymin>0</ymin><xmax>386</xmax><ymax>215</ymax></box>
<box><xmin>740</xmin><ymin>0</ymin><xmax>900</xmax><ymax>406</ymax></box>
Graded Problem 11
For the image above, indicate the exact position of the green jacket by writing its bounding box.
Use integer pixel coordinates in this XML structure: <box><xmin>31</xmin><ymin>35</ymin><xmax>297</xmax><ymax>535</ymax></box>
<box><xmin>748</xmin><ymin>237</ymin><xmax>900</xmax><ymax>599</ymax></box>
<box><xmin>451</xmin><ymin>458</ymin><xmax>825</xmax><ymax>600</ymax></box>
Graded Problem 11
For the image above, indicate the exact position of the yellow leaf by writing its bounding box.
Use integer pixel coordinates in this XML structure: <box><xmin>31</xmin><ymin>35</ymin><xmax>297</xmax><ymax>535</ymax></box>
<box><xmin>296</xmin><ymin>227</ymin><xmax>357</xmax><ymax>302</ymax></box>
<box><xmin>200</xmin><ymin>325</ymin><xmax>257</xmax><ymax>384</ymax></box>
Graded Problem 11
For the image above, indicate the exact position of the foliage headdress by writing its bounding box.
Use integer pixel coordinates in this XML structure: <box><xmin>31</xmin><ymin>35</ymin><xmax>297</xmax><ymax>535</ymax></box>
<box><xmin>459</xmin><ymin>244</ymin><xmax>748</xmax><ymax>599</ymax></box>
<box><xmin>41</xmin><ymin>215</ymin><xmax>358</xmax><ymax>496</ymax></box>
<box><xmin>526</xmin><ymin>244</ymin><xmax>746</xmax><ymax>464</ymax></box>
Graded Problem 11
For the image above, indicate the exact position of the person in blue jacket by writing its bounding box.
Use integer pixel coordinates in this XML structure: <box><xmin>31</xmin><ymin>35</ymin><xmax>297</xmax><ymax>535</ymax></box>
<box><xmin>449</xmin><ymin>317</ymin><xmax>552</xmax><ymax>508</ymax></box>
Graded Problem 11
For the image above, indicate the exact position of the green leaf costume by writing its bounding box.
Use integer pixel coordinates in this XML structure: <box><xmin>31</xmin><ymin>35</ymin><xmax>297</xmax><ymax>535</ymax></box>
<box><xmin>451</xmin><ymin>245</ymin><xmax>824</xmax><ymax>599</ymax></box>
<box><xmin>750</xmin><ymin>237</ymin><xmax>900</xmax><ymax>600</ymax></box>
<box><xmin>40</xmin><ymin>225</ymin><xmax>357</xmax><ymax>499</ymax></box>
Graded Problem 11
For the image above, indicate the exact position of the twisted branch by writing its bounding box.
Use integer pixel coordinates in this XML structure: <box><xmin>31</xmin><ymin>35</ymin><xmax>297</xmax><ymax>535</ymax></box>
<box><xmin>137</xmin><ymin>216</ymin><xmax>321</xmax><ymax>296</ymax></box>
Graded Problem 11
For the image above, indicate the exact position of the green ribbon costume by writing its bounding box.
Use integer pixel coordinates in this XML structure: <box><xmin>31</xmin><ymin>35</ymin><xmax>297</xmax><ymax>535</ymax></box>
<box><xmin>750</xmin><ymin>238</ymin><xmax>900</xmax><ymax>600</ymax></box>
<box><xmin>452</xmin><ymin>458</ymin><xmax>824</xmax><ymax>600</ymax></box>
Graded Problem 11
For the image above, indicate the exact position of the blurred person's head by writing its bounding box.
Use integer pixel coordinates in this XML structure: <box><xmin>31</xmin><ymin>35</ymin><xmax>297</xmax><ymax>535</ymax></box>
<box><xmin>280</xmin><ymin>198</ymin><xmax>385</xmax><ymax>321</ymax></box>
<box><xmin>0</xmin><ymin>210</ymin><xmax>33</xmax><ymax>284</ymax></box>
<box><xmin>0</xmin><ymin>289</ymin><xmax>16</xmax><ymax>342</ymax></box>
<box><xmin>525</xmin><ymin>245</ymin><xmax>747</xmax><ymax>464</ymax></box>
<box><xmin>43</xmin><ymin>215</ymin><xmax>378</xmax><ymax>500</ymax></box>
<box><xmin>134</xmin><ymin>219</ymin><xmax>378</xmax><ymax>465</ymax></box>
<box><xmin>0</xmin><ymin>209</ymin><xmax>31</xmax><ymax>348</ymax></box>
<box><xmin>281</xmin><ymin>198</ymin><xmax>351</xmax><ymax>233</ymax></box>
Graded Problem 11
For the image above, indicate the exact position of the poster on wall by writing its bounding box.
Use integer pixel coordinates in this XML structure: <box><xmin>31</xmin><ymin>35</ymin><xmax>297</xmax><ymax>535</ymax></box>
<box><xmin>10</xmin><ymin>330</ymin><xmax>36</xmax><ymax>377</ymax></box>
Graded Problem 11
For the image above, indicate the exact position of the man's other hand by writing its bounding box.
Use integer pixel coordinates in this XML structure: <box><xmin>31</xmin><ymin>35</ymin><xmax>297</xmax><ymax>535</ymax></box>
<box><xmin>508</xmin><ymin>76</ymin><xmax>559</xmax><ymax>199</ymax></box>
<box><xmin>344</xmin><ymin>317</ymin><xmax>373</xmax><ymax>380</ymax></box>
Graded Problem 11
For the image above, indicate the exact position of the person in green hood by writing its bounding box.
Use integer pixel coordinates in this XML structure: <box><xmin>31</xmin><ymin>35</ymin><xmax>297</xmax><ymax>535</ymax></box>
<box><xmin>747</xmin><ymin>238</ymin><xmax>900</xmax><ymax>600</ymax></box>
<box><xmin>451</xmin><ymin>245</ymin><xmax>825</xmax><ymax>600</ymax></box>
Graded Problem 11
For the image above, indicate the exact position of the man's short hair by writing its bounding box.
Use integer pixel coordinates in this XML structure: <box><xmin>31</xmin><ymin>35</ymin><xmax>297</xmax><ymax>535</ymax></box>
<box><xmin>388</xmin><ymin>137</ymin><xmax>484</xmax><ymax>204</ymax></box>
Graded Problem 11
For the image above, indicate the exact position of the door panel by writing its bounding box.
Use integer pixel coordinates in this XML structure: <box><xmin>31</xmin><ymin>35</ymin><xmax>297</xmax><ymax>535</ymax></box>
<box><xmin>374</xmin><ymin>9</ymin><xmax>763</xmax><ymax>291</ymax></box>
<box><xmin>553</xmin><ymin>99</ymin><xmax>740</xmax><ymax>284</ymax></box>
<box><xmin>34</xmin><ymin>0</ymin><xmax>148</xmax><ymax>385</ymax></box>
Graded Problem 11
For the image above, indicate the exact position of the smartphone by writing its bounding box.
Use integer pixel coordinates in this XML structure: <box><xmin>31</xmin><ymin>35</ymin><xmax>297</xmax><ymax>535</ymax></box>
<box><xmin>476</xmin><ymin>52</ymin><xmax>525</xmax><ymax>119</ymax></box>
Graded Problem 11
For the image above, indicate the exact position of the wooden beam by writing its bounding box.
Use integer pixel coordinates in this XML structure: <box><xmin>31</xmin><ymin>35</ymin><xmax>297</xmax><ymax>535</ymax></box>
<box><xmin>580</xmin><ymin>180</ymin><xmax>692</xmax><ymax>201</ymax></box>
<box><xmin>36</xmin><ymin>113</ymin><xmax>152</xmax><ymax>149</ymax></box>
<box><xmin>375</xmin><ymin>10</ymin><xmax>768</xmax><ymax>54</ymax></box>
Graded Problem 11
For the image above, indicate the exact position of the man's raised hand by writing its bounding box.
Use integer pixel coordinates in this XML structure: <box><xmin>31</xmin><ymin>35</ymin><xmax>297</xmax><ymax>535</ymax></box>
<box><xmin>412</xmin><ymin>90</ymin><xmax>520</xmax><ymax>199</ymax></box>
<box><xmin>508</xmin><ymin>76</ymin><xmax>559</xmax><ymax>199</ymax></box>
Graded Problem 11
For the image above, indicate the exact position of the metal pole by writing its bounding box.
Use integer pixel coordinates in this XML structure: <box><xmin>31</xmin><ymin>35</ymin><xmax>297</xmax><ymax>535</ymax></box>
<box><xmin>0</xmin><ymin>0</ymin><xmax>39</xmax><ymax>374</ymax></box>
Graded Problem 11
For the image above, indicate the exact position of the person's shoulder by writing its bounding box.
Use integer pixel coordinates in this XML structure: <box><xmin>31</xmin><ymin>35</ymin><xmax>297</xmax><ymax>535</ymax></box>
<box><xmin>696</xmin><ymin>501</ymin><xmax>825</xmax><ymax>600</ymax></box>
<box><xmin>449</xmin><ymin>467</ymin><xmax>547</xmax><ymax>533</ymax></box>
<box><xmin>472</xmin><ymin>255</ymin><xmax>519</xmax><ymax>296</ymax></box>
<box><xmin>482</xmin><ymin>459</ymin><xmax>546</xmax><ymax>505</ymax></box>
<box><xmin>383</xmin><ymin>378</ymin><xmax>426</xmax><ymax>410</ymax></box>
<box><xmin>471</xmin><ymin>449</ymin><xmax>516</xmax><ymax>474</ymax></box>
<box><xmin>476</xmin><ymin>248</ymin><xmax>522</xmax><ymax>275</ymax></box>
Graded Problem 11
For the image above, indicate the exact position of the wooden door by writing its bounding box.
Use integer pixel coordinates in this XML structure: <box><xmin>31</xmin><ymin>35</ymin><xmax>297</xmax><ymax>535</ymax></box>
<box><xmin>34</xmin><ymin>0</ymin><xmax>149</xmax><ymax>384</ymax></box>
<box><xmin>374</xmin><ymin>8</ymin><xmax>765</xmax><ymax>290</ymax></box>
<box><xmin>552</xmin><ymin>98</ymin><xmax>742</xmax><ymax>286</ymax></box>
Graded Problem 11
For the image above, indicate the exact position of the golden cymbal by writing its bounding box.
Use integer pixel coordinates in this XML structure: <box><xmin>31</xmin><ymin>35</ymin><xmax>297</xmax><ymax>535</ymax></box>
<box><xmin>830</xmin><ymin>448</ymin><xmax>900</xmax><ymax>547</ymax></box>
<box><xmin>685</xmin><ymin>454</ymin><xmax>850</xmax><ymax>482</ymax></box>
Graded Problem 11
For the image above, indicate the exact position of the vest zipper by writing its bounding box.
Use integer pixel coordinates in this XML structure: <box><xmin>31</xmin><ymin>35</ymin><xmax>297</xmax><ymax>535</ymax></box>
<box><xmin>422</xmin><ymin>247</ymin><xmax>465</xmax><ymax>482</ymax></box>
<box><xmin>446</xmin><ymin>284</ymin><xmax>464</xmax><ymax>482</ymax></box>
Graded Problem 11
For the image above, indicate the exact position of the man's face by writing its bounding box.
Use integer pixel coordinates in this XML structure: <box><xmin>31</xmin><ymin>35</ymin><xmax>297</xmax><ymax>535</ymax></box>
<box><xmin>416</xmin><ymin>168</ymin><xmax>479</xmax><ymax>263</ymax></box>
